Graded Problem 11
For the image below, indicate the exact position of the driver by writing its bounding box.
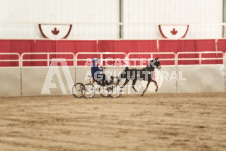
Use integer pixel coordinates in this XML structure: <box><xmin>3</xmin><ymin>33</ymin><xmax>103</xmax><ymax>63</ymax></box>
<box><xmin>91</xmin><ymin>58</ymin><xmax>108</xmax><ymax>85</ymax></box>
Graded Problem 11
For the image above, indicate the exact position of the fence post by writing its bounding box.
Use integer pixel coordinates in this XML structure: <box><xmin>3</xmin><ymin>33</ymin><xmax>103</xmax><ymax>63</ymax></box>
<box><xmin>199</xmin><ymin>53</ymin><xmax>202</xmax><ymax>64</ymax></box>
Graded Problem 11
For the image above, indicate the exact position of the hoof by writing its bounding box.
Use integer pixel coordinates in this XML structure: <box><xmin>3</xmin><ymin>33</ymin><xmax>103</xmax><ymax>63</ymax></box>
<box><xmin>141</xmin><ymin>94</ymin><xmax>144</xmax><ymax>97</ymax></box>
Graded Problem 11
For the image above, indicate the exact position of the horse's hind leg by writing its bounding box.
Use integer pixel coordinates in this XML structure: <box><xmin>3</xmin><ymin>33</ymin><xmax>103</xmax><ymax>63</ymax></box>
<box><xmin>142</xmin><ymin>81</ymin><xmax>151</xmax><ymax>96</ymax></box>
<box><xmin>132</xmin><ymin>79</ymin><xmax>138</xmax><ymax>94</ymax></box>
<box><xmin>117</xmin><ymin>79</ymin><xmax>129</xmax><ymax>94</ymax></box>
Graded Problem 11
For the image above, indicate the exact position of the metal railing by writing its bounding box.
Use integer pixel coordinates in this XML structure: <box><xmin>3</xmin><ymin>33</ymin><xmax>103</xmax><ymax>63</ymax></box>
<box><xmin>75</xmin><ymin>52</ymin><xmax>127</xmax><ymax>66</ymax></box>
<box><xmin>21</xmin><ymin>52</ymin><xmax>75</xmax><ymax>66</ymax></box>
<box><xmin>0</xmin><ymin>51</ymin><xmax>226</xmax><ymax>67</ymax></box>
<box><xmin>176</xmin><ymin>51</ymin><xmax>225</xmax><ymax>65</ymax></box>
<box><xmin>127</xmin><ymin>52</ymin><xmax>176</xmax><ymax>66</ymax></box>
<box><xmin>0</xmin><ymin>53</ymin><xmax>20</xmax><ymax>67</ymax></box>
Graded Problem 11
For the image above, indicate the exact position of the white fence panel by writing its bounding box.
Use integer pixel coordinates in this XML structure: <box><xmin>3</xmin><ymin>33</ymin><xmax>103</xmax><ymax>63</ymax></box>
<box><xmin>0</xmin><ymin>68</ymin><xmax>21</xmax><ymax>97</ymax></box>
<box><xmin>158</xmin><ymin>66</ymin><xmax>177</xmax><ymax>93</ymax></box>
<box><xmin>177</xmin><ymin>65</ymin><xmax>225</xmax><ymax>93</ymax></box>
<box><xmin>22</xmin><ymin>67</ymin><xmax>75</xmax><ymax>96</ymax></box>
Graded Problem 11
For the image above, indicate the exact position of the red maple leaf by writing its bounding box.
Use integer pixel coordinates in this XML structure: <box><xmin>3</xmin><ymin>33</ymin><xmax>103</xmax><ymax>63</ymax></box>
<box><xmin>52</xmin><ymin>27</ymin><xmax>59</xmax><ymax>35</ymax></box>
<box><xmin>171</xmin><ymin>28</ymin><xmax>177</xmax><ymax>35</ymax></box>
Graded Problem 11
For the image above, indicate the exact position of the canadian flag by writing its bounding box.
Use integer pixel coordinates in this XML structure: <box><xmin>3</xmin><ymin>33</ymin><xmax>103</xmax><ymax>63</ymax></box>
<box><xmin>159</xmin><ymin>25</ymin><xmax>189</xmax><ymax>39</ymax></box>
<box><xmin>39</xmin><ymin>24</ymin><xmax>72</xmax><ymax>40</ymax></box>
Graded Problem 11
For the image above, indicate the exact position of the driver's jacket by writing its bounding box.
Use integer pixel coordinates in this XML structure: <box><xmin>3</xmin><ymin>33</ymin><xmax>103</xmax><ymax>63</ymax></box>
<box><xmin>91</xmin><ymin>64</ymin><xmax>103</xmax><ymax>81</ymax></box>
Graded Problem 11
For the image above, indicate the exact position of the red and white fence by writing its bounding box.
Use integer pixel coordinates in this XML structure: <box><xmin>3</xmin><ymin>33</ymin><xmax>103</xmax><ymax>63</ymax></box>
<box><xmin>176</xmin><ymin>51</ymin><xmax>225</xmax><ymax>65</ymax></box>
<box><xmin>0</xmin><ymin>51</ymin><xmax>226</xmax><ymax>97</ymax></box>
<box><xmin>75</xmin><ymin>52</ymin><xmax>127</xmax><ymax>66</ymax></box>
<box><xmin>21</xmin><ymin>52</ymin><xmax>75</xmax><ymax>66</ymax></box>
<box><xmin>0</xmin><ymin>53</ymin><xmax>20</xmax><ymax>67</ymax></box>
<box><xmin>0</xmin><ymin>51</ymin><xmax>225</xmax><ymax>67</ymax></box>
<box><xmin>127</xmin><ymin>52</ymin><xmax>176</xmax><ymax>66</ymax></box>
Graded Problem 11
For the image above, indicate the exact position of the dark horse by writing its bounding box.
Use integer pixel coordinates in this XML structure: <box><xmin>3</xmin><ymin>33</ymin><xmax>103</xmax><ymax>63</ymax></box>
<box><xmin>118</xmin><ymin>58</ymin><xmax>161</xmax><ymax>96</ymax></box>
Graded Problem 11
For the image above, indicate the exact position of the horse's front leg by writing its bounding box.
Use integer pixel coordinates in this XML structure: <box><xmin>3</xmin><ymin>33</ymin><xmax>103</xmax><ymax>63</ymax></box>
<box><xmin>132</xmin><ymin>78</ymin><xmax>138</xmax><ymax>94</ymax></box>
<box><xmin>142</xmin><ymin>80</ymin><xmax>151</xmax><ymax>96</ymax></box>
<box><xmin>121</xmin><ymin>79</ymin><xmax>129</xmax><ymax>88</ymax></box>
<box><xmin>152</xmin><ymin>80</ymin><xmax>158</xmax><ymax>92</ymax></box>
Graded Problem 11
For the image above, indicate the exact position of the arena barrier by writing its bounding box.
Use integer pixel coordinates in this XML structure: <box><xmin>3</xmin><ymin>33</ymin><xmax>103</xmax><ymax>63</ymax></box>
<box><xmin>0</xmin><ymin>51</ymin><xmax>225</xmax><ymax>97</ymax></box>
<box><xmin>177</xmin><ymin>65</ymin><xmax>225</xmax><ymax>93</ymax></box>
<box><xmin>0</xmin><ymin>53</ymin><xmax>21</xmax><ymax>97</ymax></box>
<box><xmin>22</xmin><ymin>67</ymin><xmax>75</xmax><ymax>96</ymax></box>
<box><xmin>0</xmin><ymin>67</ymin><xmax>21</xmax><ymax>97</ymax></box>
<box><xmin>176</xmin><ymin>52</ymin><xmax>225</xmax><ymax>93</ymax></box>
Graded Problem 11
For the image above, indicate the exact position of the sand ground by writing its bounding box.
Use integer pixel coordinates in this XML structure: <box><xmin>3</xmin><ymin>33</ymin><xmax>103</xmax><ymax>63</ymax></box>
<box><xmin>0</xmin><ymin>93</ymin><xmax>226</xmax><ymax>151</ymax></box>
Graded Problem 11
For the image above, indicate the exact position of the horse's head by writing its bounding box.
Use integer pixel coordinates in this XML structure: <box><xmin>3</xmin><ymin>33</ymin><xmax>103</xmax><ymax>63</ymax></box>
<box><xmin>154</xmin><ymin>58</ymin><xmax>161</xmax><ymax>69</ymax></box>
<box><xmin>148</xmin><ymin>58</ymin><xmax>161</xmax><ymax>69</ymax></box>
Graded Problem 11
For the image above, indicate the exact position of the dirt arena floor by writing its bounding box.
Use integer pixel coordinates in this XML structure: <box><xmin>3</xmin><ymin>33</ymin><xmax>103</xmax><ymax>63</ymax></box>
<box><xmin>0</xmin><ymin>93</ymin><xmax>226</xmax><ymax>151</ymax></box>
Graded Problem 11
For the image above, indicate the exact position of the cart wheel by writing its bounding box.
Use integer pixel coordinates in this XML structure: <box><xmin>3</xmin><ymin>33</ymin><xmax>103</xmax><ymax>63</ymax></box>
<box><xmin>72</xmin><ymin>83</ymin><xmax>84</xmax><ymax>98</ymax></box>
<box><xmin>100</xmin><ymin>85</ymin><xmax>111</xmax><ymax>97</ymax></box>
<box><xmin>109</xmin><ymin>84</ymin><xmax>122</xmax><ymax>98</ymax></box>
<box><xmin>82</xmin><ymin>84</ymin><xmax>95</xmax><ymax>98</ymax></box>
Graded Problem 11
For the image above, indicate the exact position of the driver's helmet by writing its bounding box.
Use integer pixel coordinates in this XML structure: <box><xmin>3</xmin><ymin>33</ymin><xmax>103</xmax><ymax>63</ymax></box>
<box><xmin>92</xmin><ymin>58</ymin><xmax>99</xmax><ymax>63</ymax></box>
